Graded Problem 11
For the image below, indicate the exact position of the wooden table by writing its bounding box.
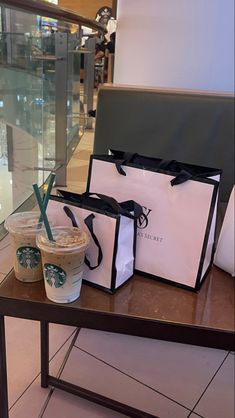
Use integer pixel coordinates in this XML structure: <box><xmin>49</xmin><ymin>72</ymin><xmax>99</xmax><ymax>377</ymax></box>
<box><xmin>0</xmin><ymin>267</ymin><xmax>234</xmax><ymax>418</ymax></box>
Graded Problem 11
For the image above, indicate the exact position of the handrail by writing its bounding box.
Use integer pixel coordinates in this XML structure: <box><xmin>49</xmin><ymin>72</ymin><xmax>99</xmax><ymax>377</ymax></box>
<box><xmin>0</xmin><ymin>0</ymin><xmax>107</xmax><ymax>33</ymax></box>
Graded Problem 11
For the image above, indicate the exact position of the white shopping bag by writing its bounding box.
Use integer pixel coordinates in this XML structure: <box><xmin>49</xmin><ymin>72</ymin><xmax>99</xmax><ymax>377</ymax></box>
<box><xmin>47</xmin><ymin>192</ymin><xmax>142</xmax><ymax>293</ymax></box>
<box><xmin>214</xmin><ymin>186</ymin><xmax>235</xmax><ymax>276</ymax></box>
<box><xmin>87</xmin><ymin>151</ymin><xmax>222</xmax><ymax>290</ymax></box>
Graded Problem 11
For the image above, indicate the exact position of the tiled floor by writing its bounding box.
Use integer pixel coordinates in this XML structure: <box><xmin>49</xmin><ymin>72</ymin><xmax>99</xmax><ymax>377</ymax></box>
<box><xmin>6</xmin><ymin>326</ymin><xmax>234</xmax><ymax>418</ymax></box>
<box><xmin>1</xmin><ymin>128</ymin><xmax>235</xmax><ymax>417</ymax></box>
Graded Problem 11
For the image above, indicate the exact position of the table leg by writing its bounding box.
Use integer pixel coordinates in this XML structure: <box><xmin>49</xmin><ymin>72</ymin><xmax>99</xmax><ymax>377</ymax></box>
<box><xmin>40</xmin><ymin>321</ymin><xmax>49</xmax><ymax>388</ymax></box>
<box><xmin>0</xmin><ymin>315</ymin><xmax>9</xmax><ymax>418</ymax></box>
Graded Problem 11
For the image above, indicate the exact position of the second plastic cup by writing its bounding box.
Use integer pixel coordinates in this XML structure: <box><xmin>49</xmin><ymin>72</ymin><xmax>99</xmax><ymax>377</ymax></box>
<box><xmin>36</xmin><ymin>226</ymin><xmax>90</xmax><ymax>303</ymax></box>
<box><xmin>4</xmin><ymin>211</ymin><xmax>44</xmax><ymax>282</ymax></box>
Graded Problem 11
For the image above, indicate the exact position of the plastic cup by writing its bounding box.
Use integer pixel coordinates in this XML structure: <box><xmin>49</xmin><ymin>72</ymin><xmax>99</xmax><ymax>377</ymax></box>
<box><xmin>4</xmin><ymin>211</ymin><xmax>45</xmax><ymax>282</ymax></box>
<box><xmin>36</xmin><ymin>226</ymin><xmax>90</xmax><ymax>304</ymax></box>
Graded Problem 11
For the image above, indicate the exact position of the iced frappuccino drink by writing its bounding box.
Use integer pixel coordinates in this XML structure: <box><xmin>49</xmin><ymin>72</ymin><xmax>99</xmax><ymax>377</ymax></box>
<box><xmin>4</xmin><ymin>211</ymin><xmax>44</xmax><ymax>282</ymax></box>
<box><xmin>36</xmin><ymin>226</ymin><xmax>89</xmax><ymax>303</ymax></box>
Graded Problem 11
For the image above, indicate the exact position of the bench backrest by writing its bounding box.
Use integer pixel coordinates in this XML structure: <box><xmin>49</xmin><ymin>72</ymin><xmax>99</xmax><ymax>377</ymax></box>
<box><xmin>94</xmin><ymin>85</ymin><xmax>234</xmax><ymax>202</ymax></box>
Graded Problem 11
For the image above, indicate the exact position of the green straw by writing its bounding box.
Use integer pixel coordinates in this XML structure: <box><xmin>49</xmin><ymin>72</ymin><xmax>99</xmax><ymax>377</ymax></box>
<box><xmin>38</xmin><ymin>173</ymin><xmax>56</xmax><ymax>224</ymax></box>
<box><xmin>33</xmin><ymin>184</ymin><xmax>54</xmax><ymax>241</ymax></box>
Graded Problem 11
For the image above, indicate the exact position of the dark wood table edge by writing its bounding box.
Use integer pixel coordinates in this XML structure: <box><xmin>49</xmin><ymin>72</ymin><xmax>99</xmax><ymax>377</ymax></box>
<box><xmin>0</xmin><ymin>296</ymin><xmax>234</xmax><ymax>351</ymax></box>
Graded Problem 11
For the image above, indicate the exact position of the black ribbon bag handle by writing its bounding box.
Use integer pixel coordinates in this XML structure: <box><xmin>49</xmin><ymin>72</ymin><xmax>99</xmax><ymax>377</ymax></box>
<box><xmin>110</xmin><ymin>150</ymin><xmax>139</xmax><ymax>176</ymax></box>
<box><xmin>83</xmin><ymin>192</ymin><xmax>143</xmax><ymax>221</ymax></box>
<box><xmin>170</xmin><ymin>170</ymin><xmax>193</xmax><ymax>186</ymax></box>
<box><xmin>63</xmin><ymin>206</ymin><xmax>103</xmax><ymax>271</ymax></box>
<box><xmin>110</xmin><ymin>150</ymin><xmax>194</xmax><ymax>186</ymax></box>
<box><xmin>119</xmin><ymin>200</ymin><xmax>143</xmax><ymax>221</ymax></box>
<box><xmin>158</xmin><ymin>159</ymin><xmax>194</xmax><ymax>186</ymax></box>
<box><xmin>84</xmin><ymin>213</ymin><xmax>103</xmax><ymax>270</ymax></box>
<box><xmin>82</xmin><ymin>192</ymin><xmax>126</xmax><ymax>215</ymax></box>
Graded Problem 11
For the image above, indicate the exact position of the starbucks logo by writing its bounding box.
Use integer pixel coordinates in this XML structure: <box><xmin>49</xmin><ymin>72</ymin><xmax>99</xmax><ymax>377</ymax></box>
<box><xmin>44</xmin><ymin>264</ymin><xmax>66</xmax><ymax>288</ymax></box>
<box><xmin>16</xmin><ymin>246</ymin><xmax>41</xmax><ymax>269</ymax></box>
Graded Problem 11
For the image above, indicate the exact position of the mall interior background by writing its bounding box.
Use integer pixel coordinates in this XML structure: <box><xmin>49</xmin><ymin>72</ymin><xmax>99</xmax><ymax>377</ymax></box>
<box><xmin>0</xmin><ymin>1</ymin><xmax>234</xmax><ymax>417</ymax></box>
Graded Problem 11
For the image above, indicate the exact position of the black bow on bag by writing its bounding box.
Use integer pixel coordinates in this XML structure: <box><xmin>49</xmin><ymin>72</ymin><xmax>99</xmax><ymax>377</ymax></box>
<box><xmin>109</xmin><ymin>150</ymin><xmax>216</xmax><ymax>186</ymax></box>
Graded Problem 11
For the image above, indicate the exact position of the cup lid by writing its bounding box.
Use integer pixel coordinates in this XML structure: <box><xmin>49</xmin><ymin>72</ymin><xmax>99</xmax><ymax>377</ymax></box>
<box><xmin>36</xmin><ymin>226</ymin><xmax>90</xmax><ymax>253</ymax></box>
<box><xmin>4</xmin><ymin>211</ymin><xmax>43</xmax><ymax>234</ymax></box>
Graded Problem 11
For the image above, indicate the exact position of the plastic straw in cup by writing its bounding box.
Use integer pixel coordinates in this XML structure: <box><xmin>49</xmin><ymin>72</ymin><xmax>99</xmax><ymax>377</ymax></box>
<box><xmin>39</xmin><ymin>172</ymin><xmax>56</xmax><ymax>224</ymax></box>
<box><xmin>33</xmin><ymin>184</ymin><xmax>54</xmax><ymax>241</ymax></box>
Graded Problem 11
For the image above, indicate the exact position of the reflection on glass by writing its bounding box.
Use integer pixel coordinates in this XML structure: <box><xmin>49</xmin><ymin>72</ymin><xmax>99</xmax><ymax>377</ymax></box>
<box><xmin>0</xmin><ymin>29</ymin><xmax>56</xmax><ymax>229</ymax></box>
<box><xmin>0</xmin><ymin>121</ymin><xmax>13</xmax><ymax>223</ymax></box>
<box><xmin>0</xmin><ymin>6</ymin><xmax>95</xmax><ymax>239</ymax></box>
<box><xmin>0</xmin><ymin>121</ymin><xmax>7</xmax><ymax>165</ymax></box>
<box><xmin>67</xmin><ymin>32</ymin><xmax>85</xmax><ymax>147</ymax></box>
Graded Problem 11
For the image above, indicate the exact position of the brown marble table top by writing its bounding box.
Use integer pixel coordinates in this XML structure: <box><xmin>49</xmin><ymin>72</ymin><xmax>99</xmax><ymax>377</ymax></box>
<box><xmin>0</xmin><ymin>266</ymin><xmax>234</xmax><ymax>334</ymax></box>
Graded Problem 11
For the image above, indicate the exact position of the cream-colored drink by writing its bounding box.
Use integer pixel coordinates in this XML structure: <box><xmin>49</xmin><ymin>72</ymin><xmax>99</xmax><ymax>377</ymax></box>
<box><xmin>4</xmin><ymin>211</ymin><xmax>44</xmax><ymax>282</ymax></box>
<box><xmin>36</xmin><ymin>226</ymin><xmax>89</xmax><ymax>303</ymax></box>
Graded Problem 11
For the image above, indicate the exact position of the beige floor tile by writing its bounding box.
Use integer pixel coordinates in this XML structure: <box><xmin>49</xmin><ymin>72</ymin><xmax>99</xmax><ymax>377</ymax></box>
<box><xmin>194</xmin><ymin>353</ymin><xmax>235</xmax><ymax>418</ymax></box>
<box><xmin>0</xmin><ymin>271</ymin><xmax>5</xmax><ymax>283</ymax></box>
<box><xmin>44</xmin><ymin>391</ymin><xmax>127</xmax><ymax>418</ymax></box>
<box><xmin>57</xmin><ymin>183</ymin><xmax>87</xmax><ymax>194</ymax></box>
<box><xmin>75</xmin><ymin>329</ymin><xmax>228</xmax><ymax>410</ymax></box>
<box><xmin>43</xmin><ymin>347</ymin><xmax>190</xmax><ymax>418</ymax></box>
<box><xmin>0</xmin><ymin>233</ymin><xmax>10</xmax><ymax>250</ymax></box>
<box><xmin>5</xmin><ymin>316</ymin><xmax>76</xmax><ymax>407</ymax></box>
<box><xmin>9</xmin><ymin>333</ymin><xmax>75</xmax><ymax>418</ymax></box>
<box><xmin>49</xmin><ymin>323</ymin><xmax>76</xmax><ymax>358</ymax></box>
<box><xmin>66</xmin><ymin>130</ymin><xmax>94</xmax><ymax>194</ymax></box>
<box><xmin>0</xmin><ymin>235</ymin><xmax>13</xmax><ymax>275</ymax></box>
<box><xmin>43</xmin><ymin>390</ymin><xmax>126</xmax><ymax>418</ymax></box>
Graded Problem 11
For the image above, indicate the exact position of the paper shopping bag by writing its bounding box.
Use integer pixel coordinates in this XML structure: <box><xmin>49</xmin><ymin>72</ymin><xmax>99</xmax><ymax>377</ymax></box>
<box><xmin>48</xmin><ymin>191</ymin><xmax>142</xmax><ymax>293</ymax></box>
<box><xmin>87</xmin><ymin>151</ymin><xmax>222</xmax><ymax>290</ymax></box>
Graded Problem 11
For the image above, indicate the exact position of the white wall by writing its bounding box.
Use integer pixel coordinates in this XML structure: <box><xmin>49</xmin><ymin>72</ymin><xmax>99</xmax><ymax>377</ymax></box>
<box><xmin>114</xmin><ymin>0</ymin><xmax>234</xmax><ymax>92</ymax></box>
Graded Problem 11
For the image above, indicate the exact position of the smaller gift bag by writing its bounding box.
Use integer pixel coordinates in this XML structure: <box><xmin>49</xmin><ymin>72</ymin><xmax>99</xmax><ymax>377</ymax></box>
<box><xmin>47</xmin><ymin>191</ymin><xmax>142</xmax><ymax>293</ymax></box>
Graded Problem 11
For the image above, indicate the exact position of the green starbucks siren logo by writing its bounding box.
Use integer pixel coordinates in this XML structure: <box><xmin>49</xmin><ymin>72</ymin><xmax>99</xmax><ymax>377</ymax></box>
<box><xmin>16</xmin><ymin>246</ymin><xmax>41</xmax><ymax>269</ymax></box>
<box><xmin>44</xmin><ymin>264</ymin><xmax>66</xmax><ymax>288</ymax></box>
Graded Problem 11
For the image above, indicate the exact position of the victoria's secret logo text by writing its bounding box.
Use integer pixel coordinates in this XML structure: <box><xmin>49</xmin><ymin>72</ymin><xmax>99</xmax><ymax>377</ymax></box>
<box><xmin>137</xmin><ymin>206</ymin><xmax>152</xmax><ymax>229</ymax></box>
<box><xmin>137</xmin><ymin>206</ymin><xmax>164</xmax><ymax>243</ymax></box>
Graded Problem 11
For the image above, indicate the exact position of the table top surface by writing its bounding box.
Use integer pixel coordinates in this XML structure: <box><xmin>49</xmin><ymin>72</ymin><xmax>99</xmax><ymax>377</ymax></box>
<box><xmin>0</xmin><ymin>267</ymin><xmax>234</xmax><ymax>333</ymax></box>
